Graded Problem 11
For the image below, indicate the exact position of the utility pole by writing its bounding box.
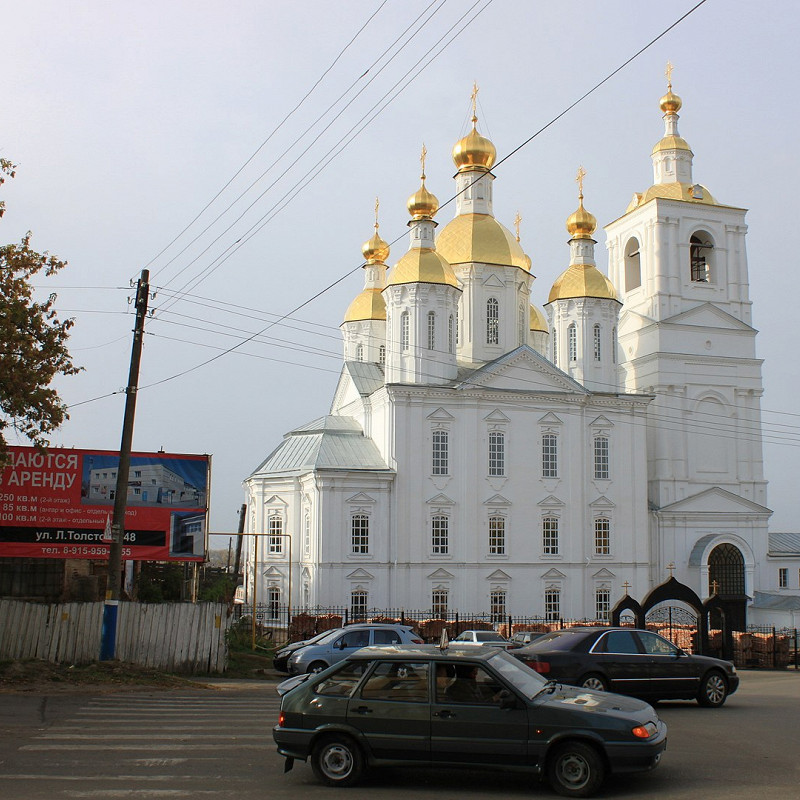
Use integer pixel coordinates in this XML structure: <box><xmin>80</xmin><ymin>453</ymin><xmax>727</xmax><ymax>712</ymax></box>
<box><xmin>100</xmin><ymin>268</ymin><xmax>150</xmax><ymax>661</ymax></box>
<box><xmin>232</xmin><ymin>503</ymin><xmax>246</xmax><ymax>588</ymax></box>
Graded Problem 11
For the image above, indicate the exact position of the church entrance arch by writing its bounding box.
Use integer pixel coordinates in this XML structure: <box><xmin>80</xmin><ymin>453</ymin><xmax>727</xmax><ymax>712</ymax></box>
<box><xmin>641</xmin><ymin>577</ymin><xmax>706</xmax><ymax>653</ymax></box>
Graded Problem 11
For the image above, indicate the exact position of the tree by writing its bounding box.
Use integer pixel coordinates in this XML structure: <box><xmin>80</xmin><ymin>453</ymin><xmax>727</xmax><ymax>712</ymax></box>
<box><xmin>0</xmin><ymin>159</ymin><xmax>80</xmax><ymax>464</ymax></box>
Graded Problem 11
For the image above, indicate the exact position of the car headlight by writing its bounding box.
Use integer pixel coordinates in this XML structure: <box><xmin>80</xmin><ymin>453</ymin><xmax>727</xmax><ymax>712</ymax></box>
<box><xmin>631</xmin><ymin>722</ymin><xmax>658</xmax><ymax>739</ymax></box>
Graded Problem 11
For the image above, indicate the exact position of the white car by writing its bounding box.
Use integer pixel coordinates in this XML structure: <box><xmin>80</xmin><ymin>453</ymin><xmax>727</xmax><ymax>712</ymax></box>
<box><xmin>451</xmin><ymin>630</ymin><xmax>510</xmax><ymax>647</ymax></box>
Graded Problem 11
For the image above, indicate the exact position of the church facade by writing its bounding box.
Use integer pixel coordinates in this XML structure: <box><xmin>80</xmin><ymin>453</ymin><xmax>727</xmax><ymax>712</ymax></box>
<box><xmin>243</xmin><ymin>78</ymin><xmax>791</xmax><ymax>624</ymax></box>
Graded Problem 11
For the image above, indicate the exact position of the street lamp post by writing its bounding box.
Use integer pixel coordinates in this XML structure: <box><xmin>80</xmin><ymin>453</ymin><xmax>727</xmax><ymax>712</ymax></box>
<box><xmin>249</xmin><ymin>531</ymin><xmax>292</xmax><ymax>651</ymax></box>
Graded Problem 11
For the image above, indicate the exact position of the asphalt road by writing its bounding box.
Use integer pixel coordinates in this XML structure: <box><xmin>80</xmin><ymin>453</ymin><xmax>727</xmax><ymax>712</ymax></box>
<box><xmin>0</xmin><ymin>670</ymin><xmax>798</xmax><ymax>800</ymax></box>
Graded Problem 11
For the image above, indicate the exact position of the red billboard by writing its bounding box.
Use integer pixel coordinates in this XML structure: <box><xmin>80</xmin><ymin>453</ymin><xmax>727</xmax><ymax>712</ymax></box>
<box><xmin>0</xmin><ymin>446</ymin><xmax>209</xmax><ymax>561</ymax></box>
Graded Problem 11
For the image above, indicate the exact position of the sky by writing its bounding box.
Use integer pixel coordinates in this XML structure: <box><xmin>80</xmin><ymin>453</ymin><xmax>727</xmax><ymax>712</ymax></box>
<box><xmin>2</xmin><ymin>0</ymin><xmax>798</xmax><ymax>548</ymax></box>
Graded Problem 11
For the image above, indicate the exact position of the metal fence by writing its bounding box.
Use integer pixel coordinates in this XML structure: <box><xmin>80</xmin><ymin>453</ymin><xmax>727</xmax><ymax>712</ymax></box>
<box><xmin>234</xmin><ymin>604</ymin><xmax>799</xmax><ymax>670</ymax></box>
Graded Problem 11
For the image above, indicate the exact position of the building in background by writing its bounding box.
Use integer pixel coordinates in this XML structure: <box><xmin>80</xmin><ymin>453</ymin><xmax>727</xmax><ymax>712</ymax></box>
<box><xmin>244</xmin><ymin>78</ymin><xmax>797</xmax><ymax>625</ymax></box>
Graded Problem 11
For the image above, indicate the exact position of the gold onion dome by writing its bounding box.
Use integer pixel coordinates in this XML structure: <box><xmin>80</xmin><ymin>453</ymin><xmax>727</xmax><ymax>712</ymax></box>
<box><xmin>566</xmin><ymin>197</ymin><xmax>597</xmax><ymax>239</ymax></box>
<box><xmin>362</xmin><ymin>230</ymin><xmax>389</xmax><ymax>264</ymax></box>
<box><xmin>548</xmin><ymin>264</ymin><xmax>618</xmax><ymax>303</ymax></box>
<box><xmin>407</xmin><ymin>174</ymin><xmax>439</xmax><ymax>220</ymax></box>
<box><xmin>437</xmin><ymin>214</ymin><xmax>531</xmax><ymax>271</ymax></box>
<box><xmin>386</xmin><ymin>248</ymin><xmax>458</xmax><ymax>288</ymax></box>
<box><xmin>343</xmin><ymin>288</ymin><xmax>386</xmax><ymax>323</ymax></box>
<box><xmin>452</xmin><ymin>119</ymin><xmax>496</xmax><ymax>173</ymax></box>
<box><xmin>659</xmin><ymin>88</ymin><xmax>682</xmax><ymax>115</ymax></box>
<box><xmin>529</xmin><ymin>304</ymin><xmax>548</xmax><ymax>332</ymax></box>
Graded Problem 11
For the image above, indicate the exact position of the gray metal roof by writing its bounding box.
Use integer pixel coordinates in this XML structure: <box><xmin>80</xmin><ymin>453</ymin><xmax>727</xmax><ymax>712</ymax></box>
<box><xmin>343</xmin><ymin>361</ymin><xmax>386</xmax><ymax>396</ymax></box>
<box><xmin>249</xmin><ymin>415</ymin><xmax>391</xmax><ymax>477</ymax></box>
<box><xmin>768</xmin><ymin>532</ymin><xmax>800</xmax><ymax>556</ymax></box>
<box><xmin>752</xmin><ymin>591</ymin><xmax>800</xmax><ymax>611</ymax></box>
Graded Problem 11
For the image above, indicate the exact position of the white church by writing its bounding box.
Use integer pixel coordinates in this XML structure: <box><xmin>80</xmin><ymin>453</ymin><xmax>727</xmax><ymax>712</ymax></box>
<box><xmin>243</xmin><ymin>77</ymin><xmax>799</xmax><ymax>627</ymax></box>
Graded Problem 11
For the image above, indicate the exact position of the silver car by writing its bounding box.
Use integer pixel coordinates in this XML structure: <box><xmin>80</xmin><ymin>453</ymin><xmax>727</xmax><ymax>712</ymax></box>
<box><xmin>287</xmin><ymin>624</ymin><xmax>423</xmax><ymax>674</ymax></box>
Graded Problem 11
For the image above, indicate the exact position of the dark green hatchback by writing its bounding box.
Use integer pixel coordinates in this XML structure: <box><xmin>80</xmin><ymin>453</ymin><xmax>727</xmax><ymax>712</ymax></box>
<box><xmin>273</xmin><ymin>645</ymin><xmax>667</xmax><ymax>797</ymax></box>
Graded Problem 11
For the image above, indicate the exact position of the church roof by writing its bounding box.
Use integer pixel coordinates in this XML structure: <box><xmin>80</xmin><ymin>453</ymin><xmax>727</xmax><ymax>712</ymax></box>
<box><xmin>342</xmin><ymin>361</ymin><xmax>385</xmax><ymax>396</ymax></box>
<box><xmin>751</xmin><ymin>591</ymin><xmax>800</xmax><ymax>611</ymax></box>
<box><xmin>250</xmin><ymin>415</ymin><xmax>391</xmax><ymax>476</ymax></box>
<box><xmin>768</xmin><ymin>532</ymin><xmax>800</xmax><ymax>556</ymax></box>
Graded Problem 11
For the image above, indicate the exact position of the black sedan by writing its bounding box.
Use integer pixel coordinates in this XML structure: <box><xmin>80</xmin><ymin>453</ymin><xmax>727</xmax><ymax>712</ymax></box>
<box><xmin>513</xmin><ymin>627</ymin><xmax>739</xmax><ymax>707</ymax></box>
<box><xmin>274</xmin><ymin>645</ymin><xmax>667</xmax><ymax>797</ymax></box>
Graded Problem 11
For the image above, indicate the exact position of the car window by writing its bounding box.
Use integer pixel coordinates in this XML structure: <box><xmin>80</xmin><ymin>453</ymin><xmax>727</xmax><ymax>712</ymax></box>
<box><xmin>442</xmin><ymin>663</ymin><xmax>504</xmax><ymax>705</ymax></box>
<box><xmin>637</xmin><ymin>631</ymin><xmax>679</xmax><ymax>655</ymax></box>
<box><xmin>339</xmin><ymin>630</ymin><xmax>370</xmax><ymax>648</ymax></box>
<box><xmin>488</xmin><ymin>650</ymin><xmax>547</xmax><ymax>698</ymax></box>
<box><xmin>453</xmin><ymin>632</ymin><xmax>472</xmax><ymax>641</ymax></box>
<box><xmin>372</xmin><ymin>629</ymin><xmax>402</xmax><ymax>645</ymax></box>
<box><xmin>314</xmin><ymin>662</ymin><xmax>367</xmax><ymax>697</ymax></box>
<box><xmin>598</xmin><ymin>630</ymin><xmax>640</xmax><ymax>654</ymax></box>
<box><xmin>476</xmin><ymin>632</ymin><xmax>505</xmax><ymax>642</ymax></box>
<box><xmin>360</xmin><ymin>661</ymin><xmax>429</xmax><ymax>702</ymax></box>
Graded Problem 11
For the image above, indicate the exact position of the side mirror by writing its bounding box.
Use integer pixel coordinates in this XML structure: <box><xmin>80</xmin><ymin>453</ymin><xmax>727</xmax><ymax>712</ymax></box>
<box><xmin>336</xmin><ymin>639</ymin><xmax>347</xmax><ymax>650</ymax></box>
<box><xmin>497</xmin><ymin>689</ymin><xmax>518</xmax><ymax>710</ymax></box>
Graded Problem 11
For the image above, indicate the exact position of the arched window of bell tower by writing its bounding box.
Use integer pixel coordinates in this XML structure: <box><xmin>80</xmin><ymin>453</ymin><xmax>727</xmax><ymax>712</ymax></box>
<box><xmin>690</xmin><ymin>231</ymin><xmax>715</xmax><ymax>284</ymax></box>
<box><xmin>487</xmin><ymin>298</ymin><xmax>499</xmax><ymax>345</ymax></box>
<box><xmin>624</xmin><ymin>237</ymin><xmax>641</xmax><ymax>292</ymax></box>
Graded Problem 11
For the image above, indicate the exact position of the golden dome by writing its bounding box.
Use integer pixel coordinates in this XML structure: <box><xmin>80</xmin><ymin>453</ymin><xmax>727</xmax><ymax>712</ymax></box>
<box><xmin>362</xmin><ymin>231</ymin><xmax>390</xmax><ymax>264</ymax></box>
<box><xmin>625</xmin><ymin>181</ymin><xmax>718</xmax><ymax>213</ymax></box>
<box><xmin>548</xmin><ymin>263</ymin><xmax>618</xmax><ymax>303</ymax></box>
<box><xmin>659</xmin><ymin>89</ymin><xmax>682</xmax><ymax>114</ymax></box>
<box><xmin>407</xmin><ymin>179</ymin><xmax>439</xmax><ymax>219</ymax></box>
<box><xmin>386</xmin><ymin>248</ymin><xmax>459</xmax><ymax>288</ymax></box>
<box><xmin>436</xmin><ymin>213</ymin><xmax>530</xmax><ymax>271</ymax></box>
<box><xmin>452</xmin><ymin>122</ymin><xmax>496</xmax><ymax>173</ymax></box>
<box><xmin>651</xmin><ymin>134</ymin><xmax>692</xmax><ymax>155</ymax></box>
<box><xmin>566</xmin><ymin>199</ymin><xmax>597</xmax><ymax>239</ymax></box>
<box><xmin>529</xmin><ymin>304</ymin><xmax>548</xmax><ymax>332</ymax></box>
<box><xmin>343</xmin><ymin>288</ymin><xmax>386</xmax><ymax>323</ymax></box>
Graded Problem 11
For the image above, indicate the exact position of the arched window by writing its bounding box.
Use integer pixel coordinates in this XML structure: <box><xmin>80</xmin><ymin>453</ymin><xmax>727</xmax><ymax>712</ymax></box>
<box><xmin>490</xmin><ymin>589</ymin><xmax>506</xmax><ymax>623</ymax></box>
<box><xmin>708</xmin><ymin>543</ymin><xmax>745</xmax><ymax>596</ymax></box>
<box><xmin>593</xmin><ymin>324</ymin><xmax>601</xmax><ymax>362</ymax></box>
<box><xmin>448</xmin><ymin>314</ymin><xmax>454</xmax><ymax>353</ymax></box>
<box><xmin>427</xmin><ymin>311</ymin><xmax>436</xmax><ymax>350</ymax></box>
<box><xmin>431</xmin><ymin>588</ymin><xmax>448</xmax><ymax>618</ymax></box>
<box><xmin>611</xmin><ymin>327</ymin><xmax>617</xmax><ymax>364</ymax></box>
<box><xmin>489</xmin><ymin>516</ymin><xmax>505</xmax><ymax>555</ymax></box>
<box><xmin>379</xmin><ymin>344</ymin><xmax>386</xmax><ymax>365</ymax></box>
<box><xmin>625</xmin><ymin>237</ymin><xmax>641</xmax><ymax>291</ymax></box>
<box><xmin>595</xmin><ymin>587</ymin><xmax>610</xmax><ymax>621</ymax></box>
<box><xmin>431</xmin><ymin>515</ymin><xmax>449</xmax><ymax>554</ymax></box>
<box><xmin>488</xmin><ymin>431</ymin><xmax>505</xmax><ymax>476</ymax></box>
<box><xmin>400</xmin><ymin>311</ymin><xmax>410</xmax><ymax>351</ymax></box>
<box><xmin>545</xmin><ymin>587</ymin><xmax>561</xmax><ymax>621</ymax></box>
<box><xmin>268</xmin><ymin>515</ymin><xmax>284</xmax><ymax>554</ymax></box>
<box><xmin>594</xmin><ymin>517</ymin><xmax>611</xmax><ymax>555</ymax></box>
<box><xmin>351</xmin><ymin>513</ymin><xmax>369</xmax><ymax>554</ymax></box>
<box><xmin>690</xmin><ymin>232</ymin><xmax>714</xmax><ymax>283</ymax></box>
<box><xmin>487</xmin><ymin>298</ymin><xmax>499</xmax><ymax>345</ymax></box>
<box><xmin>568</xmin><ymin>324</ymin><xmax>577</xmax><ymax>362</ymax></box>
<box><xmin>355</xmin><ymin>343</ymin><xmax>364</xmax><ymax>362</ymax></box>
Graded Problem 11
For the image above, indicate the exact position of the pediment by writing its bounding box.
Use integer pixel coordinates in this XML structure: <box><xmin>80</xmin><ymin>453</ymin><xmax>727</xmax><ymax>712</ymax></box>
<box><xmin>457</xmin><ymin>346</ymin><xmax>587</xmax><ymax>395</ymax></box>
<box><xmin>663</xmin><ymin>302</ymin><xmax>755</xmax><ymax>332</ymax></box>
<box><xmin>346</xmin><ymin>492</ymin><xmax>375</xmax><ymax>504</ymax></box>
<box><xmin>427</xmin><ymin>406</ymin><xmax>455</xmax><ymax>421</ymax></box>
<box><xmin>427</xmin><ymin>567</ymin><xmax>455</xmax><ymax>580</ymax></box>
<box><xmin>345</xmin><ymin>568</ymin><xmax>375</xmax><ymax>580</ymax></box>
<box><xmin>426</xmin><ymin>493</ymin><xmax>455</xmax><ymax>506</ymax></box>
<box><xmin>486</xmin><ymin>569</ymin><xmax>511</xmax><ymax>581</ymax></box>
<box><xmin>538</xmin><ymin>495</ymin><xmax>565</xmax><ymax>507</ymax></box>
<box><xmin>592</xmin><ymin>568</ymin><xmax>616</xmax><ymax>580</ymax></box>
<box><xmin>589</xmin><ymin>415</ymin><xmax>614</xmax><ymax>429</ymax></box>
<box><xmin>263</xmin><ymin>565</ymin><xmax>284</xmax><ymax>578</ymax></box>
<box><xmin>484</xmin><ymin>408</ymin><xmax>510</xmax><ymax>422</ymax></box>
<box><xmin>538</xmin><ymin>412</ymin><xmax>563</xmax><ymax>426</ymax></box>
<box><xmin>542</xmin><ymin>567</ymin><xmax>566</xmax><ymax>579</ymax></box>
<box><xmin>484</xmin><ymin>494</ymin><xmax>511</xmax><ymax>506</ymax></box>
<box><xmin>658</xmin><ymin>486</ymin><xmax>772</xmax><ymax>515</ymax></box>
<box><xmin>482</xmin><ymin>273</ymin><xmax>505</xmax><ymax>288</ymax></box>
<box><xmin>264</xmin><ymin>495</ymin><xmax>288</xmax><ymax>508</ymax></box>
<box><xmin>589</xmin><ymin>495</ymin><xmax>616</xmax><ymax>509</ymax></box>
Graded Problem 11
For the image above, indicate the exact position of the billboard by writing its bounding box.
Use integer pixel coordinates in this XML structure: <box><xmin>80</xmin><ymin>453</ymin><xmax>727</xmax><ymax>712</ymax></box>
<box><xmin>0</xmin><ymin>446</ymin><xmax>210</xmax><ymax>561</ymax></box>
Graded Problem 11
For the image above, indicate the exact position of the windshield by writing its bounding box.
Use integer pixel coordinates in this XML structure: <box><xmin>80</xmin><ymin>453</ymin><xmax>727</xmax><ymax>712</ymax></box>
<box><xmin>487</xmin><ymin>650</ymin><xmax>547</xmax><ymax>698</ymax></box>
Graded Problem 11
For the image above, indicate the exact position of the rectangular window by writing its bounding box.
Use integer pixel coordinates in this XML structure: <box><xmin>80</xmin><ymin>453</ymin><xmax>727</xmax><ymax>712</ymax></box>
<box><xmin>542</xmin><ymin>434</ymin><xmax>558</xmax><ymax>478</ymax></box>
<box><xmin>595</xmin><ymin>588</ymin><xmax>610</xmax><ymax>622</ymax></box>
<box><xmin>431</xmin><ymin>589</ymin><xmax>448</xmax><ymax>618</ymax></box>
<box><xmin>304</xmin><ymin>512</ymin><xmax>311</xmax><ymax>556</ymax></box>
<box><xmin>401</xmin><ymin>311</ymin><xmax>409</xmax><ymax>351</ymax></box>
<box><xmin>552</xmin><ymin>328</ymin><xmax>558</xmax><ymax>367</ymax></box>
<box><xmin>487</xmin><ymin>298</ymin><xmax>499</xmax><ymax>345</ymax></box>
<box><xmin>594</xmin><ymin>436</ymin><xmax>609</xmax><ymax>480</ymax></box>
<box><xmin>431</xmin><ymin>515</ymin><xmax>449</xmax><ymax>554</ymax></box>
<box><xmin>545</xmin><ymin>588</ymin><xmax>561</xmax><ymax>621</ymax></box>
<box><xmin>779</xmin><ymin>568</ymin><xmax>788</xmax><ymax>589</ymax></box>
<box><xmin>542</xmin><ymin>517</ymin><xmax>559</xmax><ymax>555</ymax></box>
<box><xmin>427</xmin><ymin>311</ymin><xmax>436</xmax><ymax>350</ymax></box>
<box><xmin>595</xmin><ymin>517</ymin><xmax>611</xmax><ymax>556</ymax></box>
<box><xmin>490</xmin><ymin>589</ymin><xmax>506</xmax><ymax>623</ymax></box>
<box><xmin>448</xmin><ymin>315</ymin><xmax>454</xmax><ymax>354</ymax></box>
<box><xmin>269</xmin><ymin>515</ymin><xmax>283</xmax><ymax>554</ymax></box>
<box><xmin>568</xmin><ymin>324</ymin><xmax>577</xmax><ymax>361</ymax></box>
<box><xmin>351</xmin><ymin>514</ymin><xmax>369</xmax><ymax>554</ymax></box>
<box><xmin>488</xmin><ymin>431</ymin><xmax>505</xmax><ymax>476</ymax></box>
<box><xmin>268</xmin><ymin>587</ymin><xmax>280</xmax><ymax>620</ymax></box>
<box><xmin>432</xmin><ymin>430</ymin><xmax>449</xmax><ymax>475</ymax></box>
<box><xmin>593</xmin><ymin>324</ymin><xmax>601</xmax><ymax>361</ymax></box>
<box><xmin>351</xmin><ymin>590</ymin><xmax>368</xmax><ymax>620</ymax></box>
<box><xmin>488</xmin><ymin>516</ymin><xmax>505</xmax><ymax>555</ymax></box>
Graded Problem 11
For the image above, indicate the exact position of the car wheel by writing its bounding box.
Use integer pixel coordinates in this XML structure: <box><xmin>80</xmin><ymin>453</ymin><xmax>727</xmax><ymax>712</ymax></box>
<box><xmin>547</xmin><ymin>740</ymin><xmax>605</xmax><ymax>798</ymax></box>
<box><xmin>307</xmin><ymin>661</ymin><xmax>328</xmax><ymax>674</ymax></box>
<box><xmin>311</xmin><ymin>735</ymin><xmax>364</xmax><ymax>787</ymax></box>
<box><xmin>578</xmin><ymin>673</ymin><xmax>608</xmax><ymax>692</ymax></box>
<box><xmin>697</xmin><ymin>670</ymin><xmax>728</xmax><ymax>707</ymax></box>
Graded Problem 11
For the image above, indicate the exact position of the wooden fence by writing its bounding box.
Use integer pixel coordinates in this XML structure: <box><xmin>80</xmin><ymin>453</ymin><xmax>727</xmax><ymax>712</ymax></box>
<box><xmin>0</xmin><ymin>600</ymin><xmax>231</xmax><ymax>673</ymax></box>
